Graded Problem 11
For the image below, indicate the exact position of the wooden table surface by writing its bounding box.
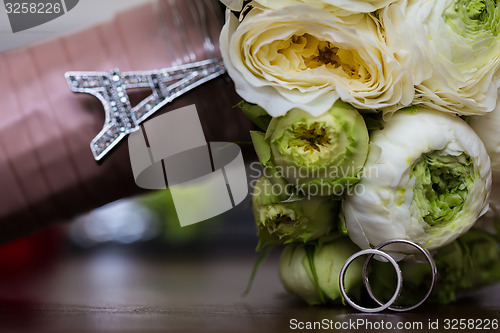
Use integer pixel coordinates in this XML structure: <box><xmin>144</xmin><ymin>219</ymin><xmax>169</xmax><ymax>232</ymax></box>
<box><xmin>0</xmin><ymin>246</ymin><xmax>499</xmax><ymax>333</ymax></box>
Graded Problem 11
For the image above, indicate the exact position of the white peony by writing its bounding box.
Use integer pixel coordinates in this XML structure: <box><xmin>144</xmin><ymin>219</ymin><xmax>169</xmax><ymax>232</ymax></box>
<box><xmin>380</xmin><ymin>0</ymin><xmax>500</xmax><ymax>116</ymax></box>
<box><xmin>220</xmin><ymin>6</ymin><xmax>412</xmax><ymax>117</ymax></box>
<box><xmin>342</xmin><ymin>108</ymin><xmax>491</xmax><ymax>252</ymax></box>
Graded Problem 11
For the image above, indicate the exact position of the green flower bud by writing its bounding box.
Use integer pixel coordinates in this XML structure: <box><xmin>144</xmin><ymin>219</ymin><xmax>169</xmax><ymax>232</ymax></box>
<box><xmin>252</xmin><ymin>177</ymin><xmax>338</xmax><ymax>250</ymax></box>
<box><xmin>279</xmin><ymin>238</ymin><xmax>362</xmax><ymax>305</ymax></box>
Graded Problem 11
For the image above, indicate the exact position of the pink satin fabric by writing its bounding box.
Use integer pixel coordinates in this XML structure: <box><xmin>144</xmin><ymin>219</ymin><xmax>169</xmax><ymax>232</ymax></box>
<box><xmin>0</xmin><ymin>0</ymin><xmax>251</xmax><ymax>243</ymax></box>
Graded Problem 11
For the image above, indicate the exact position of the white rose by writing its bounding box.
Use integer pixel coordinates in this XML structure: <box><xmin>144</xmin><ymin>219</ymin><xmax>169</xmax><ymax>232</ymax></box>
<box><xmin>220</xmin><ymin>6</ymin><xmax>413</xmax><ymax>117</ymax></box>
<box><xmin>380</xmin><ymin>0</ymin><xmax>500</xmax><ymax>116</ymax></box>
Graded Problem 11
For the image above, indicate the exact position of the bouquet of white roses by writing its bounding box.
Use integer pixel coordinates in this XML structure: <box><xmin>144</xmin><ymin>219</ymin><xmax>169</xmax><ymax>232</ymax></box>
<box><xmin>219</xmin><ymin>0</ymin><xmax>500</xmax><ymax>306</ymax></box>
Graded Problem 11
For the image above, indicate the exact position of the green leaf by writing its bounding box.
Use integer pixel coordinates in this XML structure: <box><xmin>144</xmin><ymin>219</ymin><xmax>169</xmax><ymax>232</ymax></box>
<box><xmin>242</xmin><ymin>247</ymin><xmax>272</xmax><ymax>297</ymax></box>
<box><xmin>281</xmin><ymin>191</ymin><xmax>306</xmax><ymax>203</ymax></box>
<box><xmin>237</xmin><ymin>100</ymin><xmax>272</xmax><ymax>131</ymax></box>
<box><xmin>363</xmin><ymin>113</ymin><xmax>384</xmax><ymax>131</ymax></box>
<box><xmin>305</xmin><ymin>245</ymin><xmax>325</xmax><ymax>304</ymax></box>
<box><xmin>250</xmin><ymin>131</ymin><xmax>271</xmax><ymax>166</ymax></box>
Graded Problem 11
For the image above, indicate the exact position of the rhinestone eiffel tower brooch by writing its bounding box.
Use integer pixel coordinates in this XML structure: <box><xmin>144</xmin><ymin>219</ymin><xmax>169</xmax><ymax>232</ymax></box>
<box><xmin>65</xmin><ymin>58</ymin><xmax>226</xmax><ymax>161</ymax></box>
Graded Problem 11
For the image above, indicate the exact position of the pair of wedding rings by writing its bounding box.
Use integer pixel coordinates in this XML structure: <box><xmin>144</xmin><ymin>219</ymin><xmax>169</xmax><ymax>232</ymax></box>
<box><xmin>339</xmin><ymin>239</ymin><xmax>438</xmax><ymax>313</ymax></box>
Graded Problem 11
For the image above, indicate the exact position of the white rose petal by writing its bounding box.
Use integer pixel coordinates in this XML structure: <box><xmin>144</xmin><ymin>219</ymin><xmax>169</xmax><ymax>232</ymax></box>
<box><xmin>253</xmin><ymin>0</ymin><xmax>398</xmax><ymax>15</ymax></box>
<box><xmin>219</xmin><ymin>0</ymin><xmax>245</xmax><ymax>11</ymax></box>
<box><xmin>220</xmin><ymin>6</ymin><xmax>413</xmax><ymax>117</ymax></box>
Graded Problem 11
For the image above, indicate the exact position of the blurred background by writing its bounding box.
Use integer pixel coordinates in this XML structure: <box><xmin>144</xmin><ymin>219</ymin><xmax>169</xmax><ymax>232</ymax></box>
<box><xmin>0</xmin><ymin>0</ymin><xmax>151</xmax><ymax>51</ymax></box>
<box><xmin>0</xmin><ymin>2</ymin><xmax>286</xmax><ymax>331</ymax></box>
<box><xmin>0</xmin><ymin>0</ymin><xmax>262</xmax><ymax>260</ymax></box>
